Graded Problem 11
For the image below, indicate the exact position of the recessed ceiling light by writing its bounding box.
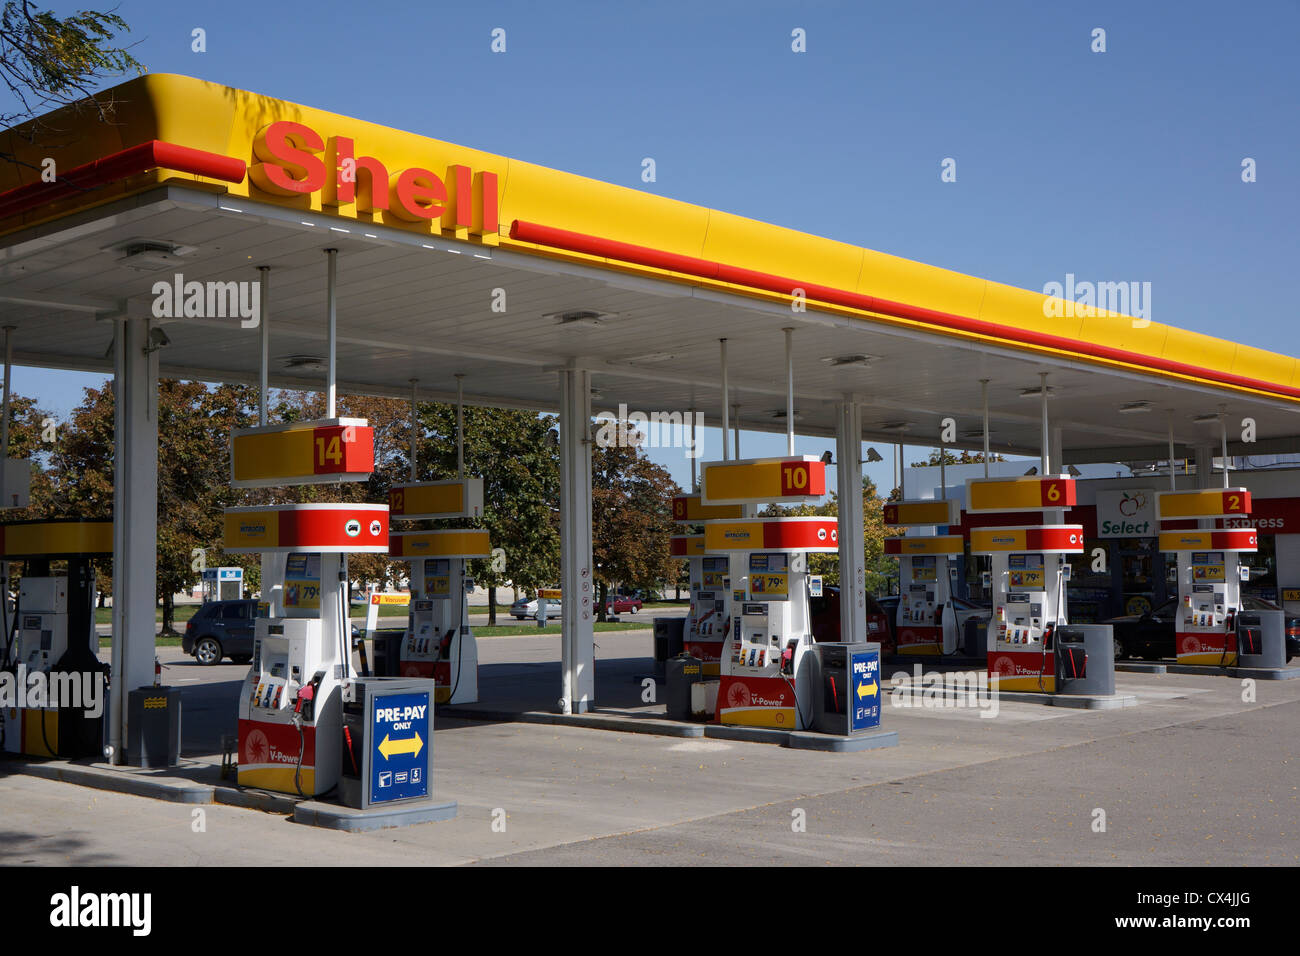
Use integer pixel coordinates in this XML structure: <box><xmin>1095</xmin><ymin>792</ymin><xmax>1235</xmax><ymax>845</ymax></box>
<box><xmin>548</xmin><ymin>309</ymin><xmax>613</xmax><ymax>328</ymax></box>
<box><xmin>283</xmin><ymin>355</ymin><xmax>326</xmax><ymax>371</ymax></box>
<box><xmin>1192</xmin><ymin>412</ymin><xmax>1221</xmax><ymax>423</ymax></box>
<box><xmin>820</xmin><ymin>354</ymin><xmax>877</xmax><ymax>367</ymax></box>
<box><xmin>111</xmin><ymin>240</ymin><xmax>198</xmax><ymax>271</ymax></box>
<box><xmin>879</xmin><ymin>421</ymin><xmax>911</xmax><ymax>432</ymax></box>
<box><xmin>1018</xmin><ymin>386</ymin><xmax>1056</xmax><ymax>399</ymax></box>
<box><xmin>959</xmin><ymin>429</ymin><xmax>986</xmax><ymax>440</ymax></box>
<box><xmin>770</xmin><ymin>409</ymin><xmax>802</xmax><ymax>421</ymax></box>
<box><xmin>1118</xmin><ymin>401</ymin><xmax>1153</xmax><ymax>414</ymax></box>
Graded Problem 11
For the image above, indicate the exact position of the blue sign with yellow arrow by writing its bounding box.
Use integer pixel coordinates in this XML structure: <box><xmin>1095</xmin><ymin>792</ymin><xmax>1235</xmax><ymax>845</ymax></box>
<box><xmin>849</xmin><ymin>647</ymin><xmax>881</xmax><ymax>732</ymax></box>
<box><xmin>370</xmin><ymin>691</ymin><xmax>430</xmax><ymax>804</ymax></box>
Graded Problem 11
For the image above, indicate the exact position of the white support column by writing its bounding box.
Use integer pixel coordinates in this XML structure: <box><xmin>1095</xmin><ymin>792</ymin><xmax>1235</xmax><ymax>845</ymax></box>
<box><xmin>836</xmin><ymin>399</ymin><xmax>867</xmax><ymax>643</ymax></box>
<box><xmin>109</xmin><ymin>317</ymin><xmax>159</xmax><ymax>762</ymax></box>
<box><xmin>558</xmin><ymin>365</ymin><xmax>595</xmax><ymax>713</ymax></box>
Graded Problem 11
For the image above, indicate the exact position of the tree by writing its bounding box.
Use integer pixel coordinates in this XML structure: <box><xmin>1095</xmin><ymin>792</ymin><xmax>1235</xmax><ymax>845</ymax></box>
<box><xmin>36</xmin><ymin>380</ymin><xmax>259</xmax><ymax>634</ymax></box>
<box><xmin>911</xmin><ymin>449</ymin><xmax>1005</xmax><ymax>467</ymax></box>
<box><xmin>1</xmin><ymin>1</ymin><xmax>143</xmax><ymax>160</ymax></box>
<box><xmin>762</xmin><ymin>474</ymin><xmax>895</xmax><ymax>595</ymax></box>
<box><xmin>411</xmin><ymin>404</ymin><xmax>561</xmax><ymax>625</ymax></box>
<box><xmin>590</xmin><ymin>425</ymin><xmax>681</xmax><ymax>621</ymax></box>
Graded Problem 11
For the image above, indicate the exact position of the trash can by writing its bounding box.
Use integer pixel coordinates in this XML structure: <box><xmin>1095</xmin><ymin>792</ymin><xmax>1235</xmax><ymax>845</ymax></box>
<box><xmin>654</xmin><ymin>617</ymin><xmax>685</xmax><ymax>664</ymax></box>
<box><xmin>370</xmin><ymin>630</ymin><xmax>404</xmax><ymax>677</ymax></box>
<box><xmin>1236</xmin><ymin>610</ymin><xmax>1285</xmax><ymax>667</ymax></box>
<box><xmin>963</xmin><ymin>617</ymin><xmax>987</xmax><ymax>660</ymax></box>
<box><xmin>1052</xmin><ymin>625</ymin><xmax>1114</xmax><ymax>695</ymax></box>
<box><xmin>665</xmin><ymin>652</ymin><xmax>703</xmax><ymax>720</ymax></box>
<box><xmin>126</xmin><ymin>686</ymin><xmax>181</xmax><ymax>768</ymax></box>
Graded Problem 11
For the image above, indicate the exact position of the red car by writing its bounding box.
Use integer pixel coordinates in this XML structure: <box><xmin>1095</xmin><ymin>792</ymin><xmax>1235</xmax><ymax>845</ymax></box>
<box><xmin>606</xmin><ymin>595</ymin><xmax>643</xmax><ymax>614</ymax></box>
<box><xmin>810</xmin><ymin>586</ymin><xmax>894</xmax><ymax>651</ymax></box>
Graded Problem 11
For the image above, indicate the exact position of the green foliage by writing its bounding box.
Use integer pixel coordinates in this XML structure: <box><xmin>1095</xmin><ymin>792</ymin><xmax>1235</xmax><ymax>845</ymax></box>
<box><xmin>761</xmin><ymin>474</ymin><xmax>896</xmax><ymax>595</ymax></box>
<box><xmin>591</xmin><ymin>425</ymin><xmax>681</xmax><ymax>617</ymax></box>
<box><xmin>0</xmin><ymin>1</ymin><xmax>143</xmax><ymax>130</ymax></box>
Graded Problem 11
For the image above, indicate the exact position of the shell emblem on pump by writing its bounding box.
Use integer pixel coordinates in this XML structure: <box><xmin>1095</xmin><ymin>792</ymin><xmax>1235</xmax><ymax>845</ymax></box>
<box><xmin>726</xmin><ymin>682</ymin><xmax>751</xmax><ymax>709</ymax></box>
<box><xmin>992</xmin><ymin>656</ymin><xmax>1016</xmax><ymax>678</ymax></box>
<box><xmin>243</xmin><ymin>728</ymin><xmax>269</xmax><ymax>765</ymax></box>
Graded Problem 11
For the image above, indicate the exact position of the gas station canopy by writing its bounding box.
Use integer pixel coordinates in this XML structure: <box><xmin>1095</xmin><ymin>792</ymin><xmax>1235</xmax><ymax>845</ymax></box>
<box><xmin>2</xmin><ymin>73</ymin><xmax>1299</xmax><ymax>459</ymax></box>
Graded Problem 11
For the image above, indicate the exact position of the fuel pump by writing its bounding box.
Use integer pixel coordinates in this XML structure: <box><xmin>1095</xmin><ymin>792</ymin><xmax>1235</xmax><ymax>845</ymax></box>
<box><xmin>966</xmin><ymin>474</ymin><xmax>1083</xmax><ymax>693</ymax></box>
<box><xmin>0</xmin><ymin>520</ymin><xmax>112</xmax><ymax>758</ymax></box>
<box><xmin>703</xmin><ymin>516</ymin><xmax>839</xmax><ymax>728</ymax></box>
<box><xmin>883</xmin><ymin>499</ymin><xmax>963</xmax><ymax>656</ymax></box>
<box><xmin>388</xmin><ymin>528</ymin><xmax>491</xmax><ymax>704</ymax></box>
<box><xmin>1157</xmin><ymin>488</ymin><xmax>1257</xmax><ymax>666</ymax></box>
<box><xmin>224</xmin><ymin>503</ymin><xmax>389</xmax><ymax>795</ymax></box>
<box><xmin>671</xmin><ymin>494</ymin><xmax>744</xmax><ymax>676</ymax></box>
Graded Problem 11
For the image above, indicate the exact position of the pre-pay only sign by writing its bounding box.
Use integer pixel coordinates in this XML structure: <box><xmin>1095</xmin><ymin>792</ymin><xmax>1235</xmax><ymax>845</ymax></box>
<box><xmin>849</xmin><ymin>647</ymin><xmax>881</xmax><ymax>732</ymax></box>
<box><xmin>371</xmin><ymin>692</ymin><xmax>430</xmax><ymax>804</ymax></box>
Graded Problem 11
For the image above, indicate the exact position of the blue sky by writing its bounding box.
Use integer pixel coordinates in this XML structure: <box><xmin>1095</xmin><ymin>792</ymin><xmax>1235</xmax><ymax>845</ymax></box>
<box><xmin>5</xmin><ymin>0</ymin><xmax>1296</xmax><ymax>494</ymax></box>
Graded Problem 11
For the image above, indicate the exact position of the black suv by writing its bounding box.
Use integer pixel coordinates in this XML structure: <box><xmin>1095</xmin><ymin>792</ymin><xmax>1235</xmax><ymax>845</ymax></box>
<box><xmin>182</xmin><ymin>600</ymin><xmax>260</xmax><ymax>666</ymax></box>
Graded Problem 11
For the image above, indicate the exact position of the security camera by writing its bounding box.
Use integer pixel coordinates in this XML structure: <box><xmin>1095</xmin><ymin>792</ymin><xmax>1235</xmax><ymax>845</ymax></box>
<box><xmin>144</xmin><ymin>327</ymin><xmax>171</xmax><ymax>353</ymax></box>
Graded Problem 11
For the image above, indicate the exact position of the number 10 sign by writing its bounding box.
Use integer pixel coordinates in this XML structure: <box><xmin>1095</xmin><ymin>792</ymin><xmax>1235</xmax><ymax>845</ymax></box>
<box><xmin>700</xmin><ymin>456</ymin><xmax>827</xmax><ymax>507</ymax></box>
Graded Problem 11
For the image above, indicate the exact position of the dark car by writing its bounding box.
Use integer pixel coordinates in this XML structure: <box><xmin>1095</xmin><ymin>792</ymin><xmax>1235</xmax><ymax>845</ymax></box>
<box><xmin>1103</xmin><ymin>596</ymin><xmax>1299</xmax><ymax>662</ymax></box>
<box><xmin>810</xmin><ymin>586</ymin><xmax>893</xmax><ymax>649</ymax></box>
<box><xmin>182</xmin><ymin>599</ymin><xmax>260</xmax><ymax>666</ymax></box>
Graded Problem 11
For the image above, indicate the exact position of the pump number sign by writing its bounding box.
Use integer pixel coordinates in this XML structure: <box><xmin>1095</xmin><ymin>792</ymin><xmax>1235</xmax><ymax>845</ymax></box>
<box><xmin>231</xmin><ymin>418</ymin><xmax>374</xmax><ymax>488</ymax></box>
<box><xmin>966</xmin><ymin>476</ymin><xmax>1075</xmax><ymax>513</ymax></box>
<box><xmin>370</xmin><ymin>692</ymin><xmax>430</xmax><ymax>805</ymax></box>
<box><xmin>700</xmin><ymin>456</ymin><xmax>827</xmax><ymax>506</ymax></box>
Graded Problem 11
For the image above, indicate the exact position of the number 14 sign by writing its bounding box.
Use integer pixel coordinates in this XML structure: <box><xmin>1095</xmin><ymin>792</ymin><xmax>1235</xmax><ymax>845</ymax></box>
<box><xmin>231</xmin><ymin>418</ymin><xmax>375</xmax><ymax>488</ymax></box>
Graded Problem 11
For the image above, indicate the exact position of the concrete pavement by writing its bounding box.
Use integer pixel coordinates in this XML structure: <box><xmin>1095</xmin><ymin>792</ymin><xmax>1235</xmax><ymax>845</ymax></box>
<box><xmin>4</xmin><ymin>628</ymin><xmax>1298</xmax><ymax>866</ymax></box>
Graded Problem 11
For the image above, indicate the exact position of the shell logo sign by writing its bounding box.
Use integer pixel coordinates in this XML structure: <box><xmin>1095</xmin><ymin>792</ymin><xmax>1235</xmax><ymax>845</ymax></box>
<box><xmin>250</xmin><ymin>121</ymin><xmax>499</xmax><ymax>237</ymax></box>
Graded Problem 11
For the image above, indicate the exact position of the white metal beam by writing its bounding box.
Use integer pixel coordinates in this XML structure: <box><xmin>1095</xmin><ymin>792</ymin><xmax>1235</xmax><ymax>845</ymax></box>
<box><xmin>836</xmin><ymin>399</ymin><xmax>867</xmax><ymax>644</ymax></box>
<box><xmin>558</xmin><ymin>364</ymin><xmax>594</xmax><ymax>713</ymax></box>
<box><xmin>109</xmin><ymin>317</ymin><xmax>159</xmax><ymax>763</ymax></box>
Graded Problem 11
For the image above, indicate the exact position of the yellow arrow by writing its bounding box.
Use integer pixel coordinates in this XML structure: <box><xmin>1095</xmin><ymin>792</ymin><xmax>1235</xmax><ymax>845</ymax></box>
<box><xmin>856</xmin><ymin>680</ymin><xmax>878</xmax><ymax>700</ymax></box>
<box><xmin>378</xmin><ymin>731</ymin><xmax>424</xmax><ymax>760</ymax></box>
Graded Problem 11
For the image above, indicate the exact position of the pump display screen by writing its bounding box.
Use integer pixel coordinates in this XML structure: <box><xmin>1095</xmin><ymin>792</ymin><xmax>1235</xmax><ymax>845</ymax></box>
<box><xmin>1007</xmin><ymin>553</ymin><xmax>1045</xmax><ymax>590</ymax></box>
<box><xmin>911</xmin><ymin>555</ymin><xmax>937</xmax><ymax>582</ymax></box>
<box><xmin>284</xmin><ymin>552</ymin><xmax>322</xmax><ymax>609</ymax></box>
<box><xmin>749</xmin><ymin>553</ymin><xmax>789</xmax><ymax>601</ymax></box>
<box><xmin>702</xmin><ymin>556</ymin><xmax>728</xmax><ymax>589</ymax></box>
<box><xmin>423</xmin><ymin>558</ymin><xmax>451</xmax><ymax>597</ymax></box>
<box><xmin>1192</xmin><ymin>552</ymin><xmax>1226</xmax><ymax>581</ymax></box>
